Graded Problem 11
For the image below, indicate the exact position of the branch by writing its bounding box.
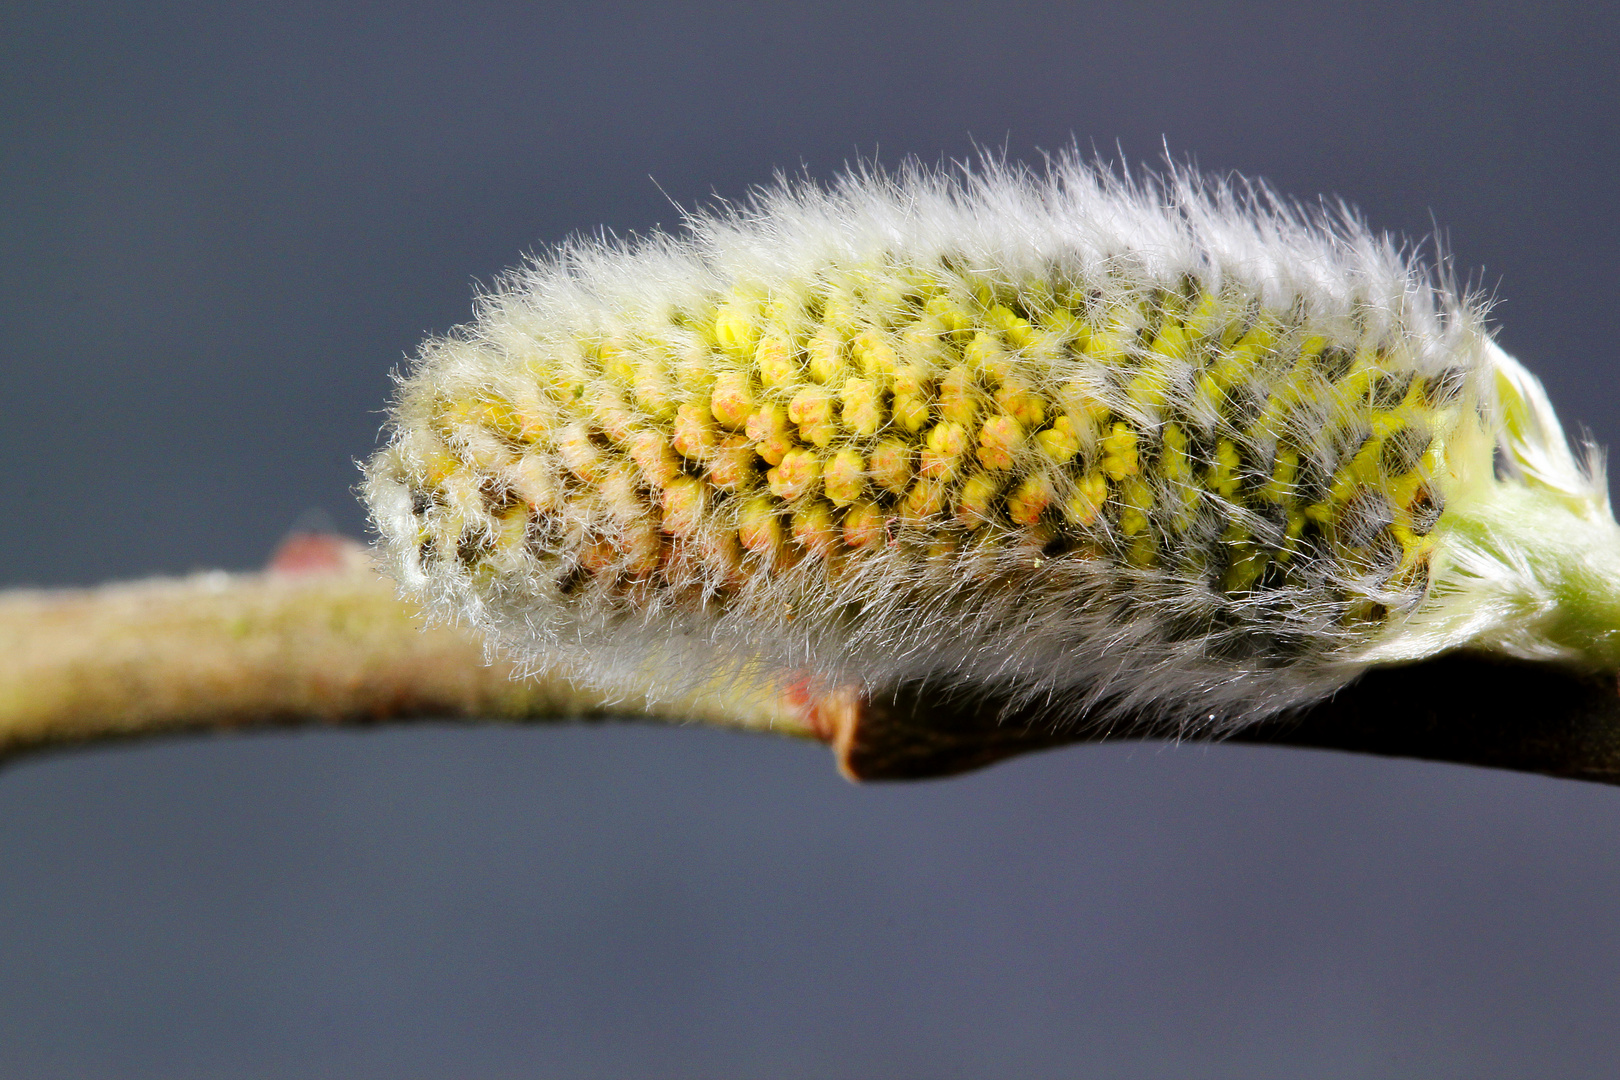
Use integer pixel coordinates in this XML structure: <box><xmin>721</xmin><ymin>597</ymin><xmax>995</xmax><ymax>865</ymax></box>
<box><xmin>0</xmin><ymin>536</ymin><xmax>817</xmax><ymax>765</ymax></box>
<box><xmin>839</xmin><ymin>656</ymin><xmax>1620</xmax><ymax>784</ymax></box>
<box><xmin>4</xmin><ymin>535</ymin><xmax>1618</xmax><ymax>785</ymax></box>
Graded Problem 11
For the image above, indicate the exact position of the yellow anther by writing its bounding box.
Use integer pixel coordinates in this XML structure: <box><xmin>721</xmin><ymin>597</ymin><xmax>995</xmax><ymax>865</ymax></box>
<box><xmin>1100</xmin><ymin>423</ymin><xmax>1140</xmax><ymax>481</ymax></box>
<box><xmin>1204</xmin><ymin>323</ymin><xmax>1274</xmax><ymax>394</ymax></box>
<box><xmin>824</xmin><ymin>448</ymin><xmax>866</xmax><ymax>506</ymax></box>
<box><xmin>1223</xmin><ymin>543</ymin><xmax>1269</xmax><ymax>593</ymax></box>
<box><xmin>1084</xmin><ymin>302</ymin><xmax>1144</xmax><ymax>361</ymax></box>
<box><xmin>925</xmin><ymin>538</ymin><xmax>962</xmax><ymax>568</ymax></box>
<box><xmin>501</xmin><ymin>389</ymin><xmax>553</xmax><ymax>443</ymax></box>
<box><xmin>1206</xmin><ymin>438</ymin><xmax>1240</xmax><ymax>497</ymax></box>
<box><xmin>628</xmin><ymin>430</ymin><xmax>681</xmax><ymax>488</ymax></box>
<box><xmin>1261</xmin><ymin>445</ymin><xmax>1298</xmax><ymax>502</ymax></box>
<box><xmin>1065</xmin><ymin>472</ymin><xmax>1109</xmax><ymax>526</ymax></box>
<box><xmin>620</xmin><ymin>520</ymin><xmax>662</xmax><ymax>578</ymax></box>
<box><xmin>1038</xmin><ymin>304</ymin><xmax>1086</xmax><ymax>343</ymax></box>
<box><xmin>1329</xmin><ymin>436</ymin><xmax>1383</xmax><ymax>503</ymax></box>
<box><xmin>755</xmin><ymin>334</ymin><xmax>799</xmax><ymax>388</ymax></box>
<box><xmin>1119</xmin><ymin>476</ymin><xmax>1153</xmax><ymax>537</ymax></box>
<box><xmin>596</xmin><ymin>338</ymin><xmax>638</xmax><ymax>386</ymax></box>
<box><xmin>713</xmin><ymin>296</ymin><xmax>760</xmax><ymax>359</ymax></box>
<box><xmin>1277</xmin><ymin>509</ymin><xmax>1308</xmax><ymax>561</ymax></box>
<box><xmin>709</xmin><ymin>370</ymin><xmax>754</xmax><ymax>429</ymax></box>
<box><xmin>413</xmin><ymin>433</ymin><xmax>459</xmax><ymax>487</ymax></box>
<box><xmin>767</xmin><ymin>447</ymin><xmax>822</xmax><ymax>500</ymax></box>
<box><xmin>957</xmin><ymin>473</ymin><xmax>1001</xmax><ymax>528</ymax></box>
<box><xmin>923</xmin><ymin>294</ymin><xmax>973</xmax><ymax>334</ymax></box>
<box><xmin>806</xmin><ymin>325</ymin><xmax>847</xmax><ymax>383</ymax></box>
<box><xmin>892</xmin><ymin>388</ymin><xmax>930</xmax><ymax>434</ymax></box>
<box><xmin>1328</xmin><ymin>362</ymin><xmax>1380</xmax><ymax>414</ymax></box>
<box><xmin>791</xmin><ymin>500</ymin><xmax>839</xmax><ymax>558</ymax></box>
<box><xmin>505</xmin><ymin>454</ymin><xmax>558</xmax><ymax>512</ymax></box>
<box><xmin>1160</xmin><ymin>423</ymin><xmax>1189</xmax><ymax>478</ymax></box>
<box><xmin>449</xmin><ymin>420</ymin><xmax>512</xmax><ymax>471</ymax></box>
<box><xmin>737</xmin><ymin>496</ymin><xmax>783</xmax><ymax>556</ymax></box>
<box><xmin>432</xmin><ymin>505</ymin><xmax>471</xmax><ymax>562</ymax></box>
<box><xmin>486</xmin><ymin>502</ymin><xmax>530</xmax><ymax>565</ymax></box>
<box><xmin>839</xmin><ymin>376</ymin><xmax>884</xmax><ymax>437</ymax></box>
<box><xmin>978</xmin><ymin>414</ymin><xmax>1026</xmax><ymax>470</ymax></box>
<box><xmin>869</xmin><ymin>439</ymin><xmax>913</xmax><ymax>492</ymax></box>
<box><xmin>857</xmin><ymin>273</ymin><xmax>906</xmax><ymax>318</ymax></box>
<box><xmin>440</xmin><ymin>466</ymin><xmax>486</xmax><ymax>520</ymax></box>
<box><xmin>576</xmin><ymin>532</ymin><xmax>620</xmax><ymax>578</ymax></box>
<box><xmin>938</xmin><ymin>365</ymin><xmax>979</xmax><ymax>426</ymax></box>
<box><xmin>1160</xmin><ymin>423</ymin><xmax>1198</xmax><ymax>525</ymax></box>
<box><xmin>557</xmin><ymin>420</ymin><xmax>604</xmax><ymax>480</ymax></box>
<box><xmin>1192</xmin><ymin>371</ymin><xmax>1226</xmax><ymax>421</ymax></box>
<box><xmin>842</xmin><ymin>501</ymin><xmax>886</xmax><ymax>550</ymax></box>
<box><xmin>900</xmin><ymin>315</ymin><xmax>951</xmax><ymax>363</ymax></box>
<box><xmin>1126</xmin><ymin>535</ymin><xmax>1158</xmax><ymax>568</ymax></box>
<box><xmin>1034</xmin><ymin>415</ymin><xmax>1080</xmax><ymax>464</ymax></box>
<box><xmin>963</xmin><ymin>331</ymin><xmax>1010</xmax><ymax>381</ymax></box>
<box><xmin>986</xmin><ymin>304</ymin><xmax>1035</xmax><ymax>348</ymax></box>
<box><xmin>994</xmin><ymin>377</ymin><xmax>1047</xmax><ymax>428</ymax></box>
<box><xmin>1082</xmin><ymin>330</ymin><xmax>1126</xmax><ymax>365</ymax></box>
<box><xmin>591</xmin><ymin>389</ymin><xmax>637</xmax><ymax>445</ymax></box>
<box><xmin>1182</xmin><ymin>290</ymin><xmax>1223</xmax><ymax>338</ymax></box>
<box><xmin>1008</xmin><ymin>472</ymin><xmax>1055</xmax><ymax>526</ymax></box>
<box><xmin>599</xmin><ymin>466</ymin><xmax>645</xmax><ymax>524</ymax></box>
<box><xmin>1019</xmin><ymin>328</ymin><xmax>1066</xmax><ymax>367</ymax></box>
<box><xmin>851</xmin><ymin>328</ymin><xmax>897</xmax><ymax>375</ymax></box>
<box><xmin>1420</xmin><ymin>432</ymin><xmax>1444</xmax><ymax>475</ymax></box>
<box><xmin>1235</xmin><ymin>318</ymin><xmax>1278</xmax><ymax>353</ymax></box>
<box><xmin>631</xmin><ymin>359</ymin><xmax>676</xmax><ymax>420</ymax></box>
<box><xmin>761</xmin><ymin>291</ymin><xmax>804</xmax><ymax>328</ymax></box>
<box><xmin>1059</xmin><ymin>381</ymin><xmax>1110</xmax><ymax>428</ymax></box>
<box><xmin>902</xmin><ymin>477</ymin><xmax>948</xmax><ymax>525</ymax></box>
<box><xmin>660</xmin><ymin>477</ymin><xmax>706</xmax><ymax>538</ymax></box>
<box><xmin>893</xmin><ymin>362</ymin><xmax>930</xmax><ymax>398</ymax></box>
<box><xmin>817</xmin><ymin>289</ymin><xmax>858</xmax><ymax>336</ymax></box>
<box><xmin>744</xmin><ymin>403</ymin><xmax>794</xmax><ymax>466</ymax></box>
<box><xmin>1149</xmin><ymin>318</ymin><xmax>1189</xmax><ymax>360</ymax></box>
<box><xmin>1126</xmin><ymin>360</ymin><xmax>1173</xmax><ymax>413</ymax></box>
<box><xmin>787</xmin><ymin>385</ymin><xmax>837</xmax><ymax>447</ymax></box>
<box><xmin>920</xmin><ymin>421</ymin><xmax>970</xmax><ymax>480</ymax></box>
<box><xmin>667</xmin><ymin>330</ymin><xmax>714</xmax><ymax>392</ymax></box>
<box><xmin>1387</xmin><ymin>466</ymin><xmax>1427</xmax><ymax>510</ymax></box>
<box><xmin>672</xmin><ymin>403</ymin><xmax>716</xmax><ymax>462</ymax></box>
<box><xmin>1389</xmin><ymin>521</ymin><xmax>1427</xmax><ymax>559</ymax></box>
<box><xmin>697</xmin><ymin>529</ymin><xmax>744</xmax><ymax>587</ymax></box>
<box><xmin>707</xmin><ymin>435</ymin><xmax>757</xmax><ymax>492</ymax></box>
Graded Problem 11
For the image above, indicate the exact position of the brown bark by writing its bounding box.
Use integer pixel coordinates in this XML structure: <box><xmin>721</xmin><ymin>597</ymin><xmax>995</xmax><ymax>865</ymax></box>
<box><xmin>827</xmin><ymin>657</ymin><xmax>1620</xmax><ymax>784</ymax></box>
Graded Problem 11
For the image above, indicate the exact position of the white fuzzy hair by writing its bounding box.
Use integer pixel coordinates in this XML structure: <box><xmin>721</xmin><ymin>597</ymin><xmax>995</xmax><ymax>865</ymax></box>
<box><xmin>364</xmin><ymin>151</ymin><xmax>1614</xmax><ymax>735</ymax></box>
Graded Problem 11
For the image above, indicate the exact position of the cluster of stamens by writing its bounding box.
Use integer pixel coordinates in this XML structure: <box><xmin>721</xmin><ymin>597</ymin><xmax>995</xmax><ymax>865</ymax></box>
<box><xmin>377</xmin><ymin>262</ymin><xmax>1467</xmax><ymax>629</ymax></box>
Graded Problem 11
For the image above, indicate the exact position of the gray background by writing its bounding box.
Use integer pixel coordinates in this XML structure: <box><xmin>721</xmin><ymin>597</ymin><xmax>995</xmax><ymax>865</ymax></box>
<box><xmin>3</xmin><ymin>2</ymin><xmax>1618</xmax><ymax>1076</ymax></box>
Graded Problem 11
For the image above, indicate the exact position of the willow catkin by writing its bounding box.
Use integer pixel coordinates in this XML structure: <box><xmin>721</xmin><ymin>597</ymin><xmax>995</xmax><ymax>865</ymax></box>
<box><xmin>362</xmin><ymin>155</ymin><xmax>1620</xmax><ymax>733</ymax></box>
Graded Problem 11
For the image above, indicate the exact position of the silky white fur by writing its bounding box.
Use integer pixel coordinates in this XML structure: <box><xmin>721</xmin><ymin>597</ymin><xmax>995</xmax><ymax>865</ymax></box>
<box><xmin>365</xmin><ymin>152</ymin><xmax>1612</xmax><ymax>733</ymax></box>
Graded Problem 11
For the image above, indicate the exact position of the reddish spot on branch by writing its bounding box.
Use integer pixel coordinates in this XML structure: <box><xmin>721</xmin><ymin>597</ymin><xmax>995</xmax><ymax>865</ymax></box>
<box><xmin>267</xmin><ymin>533</ymin><xmax>368</xmax><ymax>576</ymax></box>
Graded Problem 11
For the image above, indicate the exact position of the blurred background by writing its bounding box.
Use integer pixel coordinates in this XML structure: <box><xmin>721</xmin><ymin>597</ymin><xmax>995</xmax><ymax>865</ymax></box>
<box><xmin>3</xmin><ymin>2</ymin><xmax>1618</xmax><ymax>1076</ymax></box>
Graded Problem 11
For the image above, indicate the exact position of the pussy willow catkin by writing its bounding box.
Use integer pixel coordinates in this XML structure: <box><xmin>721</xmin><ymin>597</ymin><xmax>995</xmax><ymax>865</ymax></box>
<box><xmin>364</xmin><ymin>156</ymin><xmax>1620</xmax><ymax>732</ymax></box>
